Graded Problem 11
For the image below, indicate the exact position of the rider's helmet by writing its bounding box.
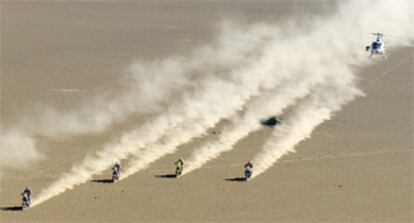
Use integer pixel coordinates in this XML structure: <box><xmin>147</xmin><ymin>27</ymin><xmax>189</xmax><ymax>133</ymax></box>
<box><xmin>176</xmin><ymin>158</ymin><xmax>183</xmax><ymax>166</ymax></box>
<box><xmin>24</xmin><ymin>186</ymin><xmax>32</xmax><ymax>197</ymax></box>
<box><xmin>114</xmin><ymin>162</ymin><xmax>120</xmax><ymax>172</ymax></box>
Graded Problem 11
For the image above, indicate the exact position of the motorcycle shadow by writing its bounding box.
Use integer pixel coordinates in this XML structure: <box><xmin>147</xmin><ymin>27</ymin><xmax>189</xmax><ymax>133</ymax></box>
<box><xmin>261</xmin><ymin>116</ymin><xmax>281</xmax><ymax>128</ymax></box>
<box><xmin>0</xmin><ymin>206</ymin><xmax>23</xmax><ymax>211</ymax></box>
<box><xmin>225</xmin><ymin>177</ymin><xmax>248</xmax><ymax>182</ymax></box>
<box><xmin>91</xmin><ymin>179</ymin><xmax>114</xmax><ymax>184</ymax></box>
<box><xmin>155</xmin><ymin>174</ymin><xmax>178</xmax><ymax>179</ymax></box>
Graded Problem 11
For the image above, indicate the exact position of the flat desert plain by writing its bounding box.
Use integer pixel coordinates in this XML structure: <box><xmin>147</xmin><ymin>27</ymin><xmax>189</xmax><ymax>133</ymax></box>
<box><xmin>0</xmin><ymin>1</ymin><xmax>413</xmax><ymax>222</ymax></box>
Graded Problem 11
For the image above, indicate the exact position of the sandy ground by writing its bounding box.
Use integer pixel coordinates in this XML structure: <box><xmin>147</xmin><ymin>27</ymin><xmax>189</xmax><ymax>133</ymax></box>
<box><xmin>0</xmin><ymin>1</ymin><xmax>413</xmax><ymax>222</ymax></box>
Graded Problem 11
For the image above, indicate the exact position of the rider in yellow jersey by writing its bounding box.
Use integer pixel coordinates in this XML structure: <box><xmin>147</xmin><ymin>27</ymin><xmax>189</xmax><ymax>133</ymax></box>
<box><xmin>175</xmin><ymin>158</ymin><xmax>184</xmax><ymax>177</ymax></box>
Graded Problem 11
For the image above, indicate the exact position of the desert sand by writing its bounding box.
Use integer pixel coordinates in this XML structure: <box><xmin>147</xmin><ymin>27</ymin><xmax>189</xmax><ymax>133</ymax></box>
<box><xmin>0</xmin><ymin>1</ymin><xmax>413</xmax><ymax>222</ymax></box>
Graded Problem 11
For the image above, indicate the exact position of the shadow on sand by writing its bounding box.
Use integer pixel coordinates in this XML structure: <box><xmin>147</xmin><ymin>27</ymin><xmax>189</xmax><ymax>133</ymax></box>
<box><xmin>225</xmin><ymin>177</ymin><xmax>248</xmax><ymax>182</ymax></box>
<box><xmin>155</xmin><ymin>174</ymin><xmax>177</xmax><ymax>179</ymax></box>
<box><xmin>260</xmin><ymin>116</ymin><xmax>281</xmax><ymax>128</ymax></box>
<box><xmin>91</xmin><ymin>179</ymin><xmax>114</xmax><ymax>184</ymax></box>
<box><xmin>0</xmin><ymin>206</ymin><xmax>23</xmax><ymax>211</ymax></box>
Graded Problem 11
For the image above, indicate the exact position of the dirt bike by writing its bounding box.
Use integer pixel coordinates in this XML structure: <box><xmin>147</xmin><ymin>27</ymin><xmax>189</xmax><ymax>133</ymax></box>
<box><xmin>175</xmin><ymin>165</ymin><xmax>183</xmax><ymax>177</ymax></box>
<box><xmin>244</xmin><ymin>168</ymin><xmax>252</xmax><ymax>180</ymax></box>
<box><xmin>112</xmin><ymin>168</ymin><xmax>120</xmax><ymax>182</ymax></box>
<box><xmin>21</xmin><ymin>193</ymin><xmax>31</xmax><ymax>209</ymax></box>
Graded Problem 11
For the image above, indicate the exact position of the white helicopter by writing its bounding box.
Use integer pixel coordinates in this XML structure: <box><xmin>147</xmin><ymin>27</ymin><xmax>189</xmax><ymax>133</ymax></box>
<box><xmin>365</xmin><ymin>33</ymin><xmax>387</xmax><ymax>59</ymax></box>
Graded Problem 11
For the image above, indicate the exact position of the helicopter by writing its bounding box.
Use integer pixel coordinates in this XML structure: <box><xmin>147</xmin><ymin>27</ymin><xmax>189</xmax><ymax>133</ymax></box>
<box><xmin>365</xmin><ymin>33</ymin><xmax>387</xmax><ymax>59</ymax></box>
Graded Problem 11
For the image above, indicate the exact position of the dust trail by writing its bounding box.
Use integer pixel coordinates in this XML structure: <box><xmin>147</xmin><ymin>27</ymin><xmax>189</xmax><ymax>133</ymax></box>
<box><xmin>1</xmin><ymin>22</ymin><xmax>275</xmax><ymax>175</ymax></box>
<box><xmin>179</xmin><ymin>0</ymin><xmax>414</xmax><ymax>175</ymax></box>
<box><xmin>181</xmin><ymin>64</ymin><xmax>352</xmax><ymax>177</ymax></box>
<box><xmin>20</xmin><ymin>22</ymin><xmax>276</xmax><ymax>138</ymax></box>
<box><xmin>0</xmin><ymin>128</ymin><xmax>44</xmax><ymax>182</ymax></box>
<box><xmin>117</xmin><ymin>1</ymin><xmax>348</xmax><ymax>178</ymax></box>
<box><xmin>119</xmin><ymin>33</ymin><xmax>323</xmax><ymax>179</ymax></box>
<box><xmin>181</xmin><ymin>66</ymin><xmax>329</xmax><ymax>176</ymax></box>
<box><xmin>114</xmin><ymin>0</ymin><xmax>414</xmax><ymax>179</ymax></box>
<box><xmin>32</xmin><ymin>0</ymin><xmax>414</xmax><ymax>206</ymax></box>
<box><xmin>183</xmin><ymin>0</ymin><xmax>414</xmax><ymax>177</ymax></box>
<box><xmin>16</xmin><ymin>0</ymin><xmax>414</xmax><ymax>139</ymax></box>
<box><xmin>0</xmin><ymin>129</ymin><xmax>43</xmax><ymax>169</ymax></box>
<box><xmin>1</xmin><ymin>22</ymin><xmax>274</xmax><ymax>177</ymax></box>
<box><xmin>251</xmin><ymin>76</ymin><xmax>362</xmax><ymax>178</ymax></box>
<box><xmin>118</xmin><ymin>11</ymin><xmax>349</xmax><ymax>179</ymax></box>
<box><xmin>249</xmin><ymin>0</ymin><xmax>414</xmax><ymax>178</ymax></box>
<box><xmin>32</xmin><ymin>23</ymin><xmax>289</xmax><ymax>206</ymax></box>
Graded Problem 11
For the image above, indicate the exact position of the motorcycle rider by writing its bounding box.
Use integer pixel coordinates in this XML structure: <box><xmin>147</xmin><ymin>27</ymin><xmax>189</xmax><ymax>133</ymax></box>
<box><xmin>112</xmin><ymin>162</ymin><xmax>121</xmax><ymax>181</ymax></box>
<box><xmin>175</xmin><ymin>158</ymin><xmax>184</xmax><ymax>177</ymax></box>
<box><xmin>21</xmin><ymin>186</ymin><xmax>32</xmax><ymax>208</ymax></box>
<box><xmin>244</xmin><ymin>161</ymin><xmax>253</xmax><ymax>180</ymax></box>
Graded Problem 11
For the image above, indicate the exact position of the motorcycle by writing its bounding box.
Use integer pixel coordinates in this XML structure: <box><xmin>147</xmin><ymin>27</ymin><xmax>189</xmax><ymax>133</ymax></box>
<box><xmin>112</xmin><ymin>168</ymin><xmax>120</xmax><ymax>182</ymax></box>
<box><xmin>175</xmin><ymin>165</ymin><xmax>183</xmax><ymax>177</ymax></box>
<box><xmin>244</xmin><ymin>168</ymin><xmax>252</xmax><ymax>180</ymax></box>
<box><xmin>21</xmin><ymin>193</ymin><xmax>31</xmax><ymax>209</ymax></box>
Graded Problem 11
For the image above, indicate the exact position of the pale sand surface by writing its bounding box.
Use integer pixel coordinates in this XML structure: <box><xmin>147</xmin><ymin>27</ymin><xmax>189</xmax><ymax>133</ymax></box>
<box><xmin>1</xmin><ymin>1</ymin><xmax>413</xmax><ymax>222</ymax></box>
